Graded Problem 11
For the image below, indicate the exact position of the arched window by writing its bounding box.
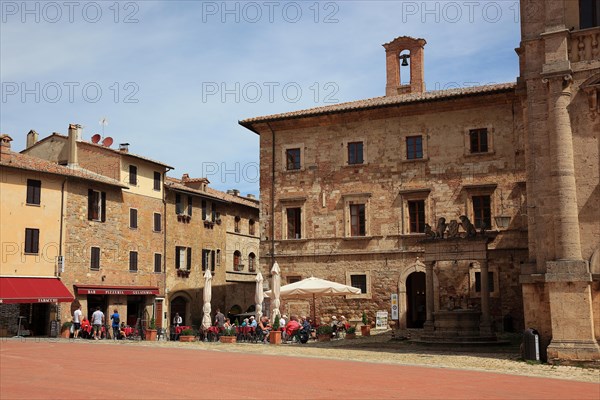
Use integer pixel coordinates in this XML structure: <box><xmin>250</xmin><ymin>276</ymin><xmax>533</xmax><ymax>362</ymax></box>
<box><xmin>248</xmin><ymin>253</ymin><xmax>256</xmax><ymax>272</ymax></box>
<box><xmin>233</xmin><ymin>250</ymin><xmax>242</xmax><ymax>271</ymax></box>
<box><xmin>249</xmin><ymin>219</ymin><xmax>255</xmax><ymax>235</ymax></box>
<box><xmin>234</xmin><ymin>216</ymin><xmax>241</xmax><ymax>233</ymax></box>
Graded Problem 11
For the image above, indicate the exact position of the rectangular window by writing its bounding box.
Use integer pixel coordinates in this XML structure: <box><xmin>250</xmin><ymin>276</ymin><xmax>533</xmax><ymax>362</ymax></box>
<box><xmin>175</xmin><ymin>246</ymin><xmax>191</xmax><ymax>270</ymax></box>
<box><xmin>129</xmin><ymin>165</ymin><xmax>137</xmax><ymax>185</ymax></box>
<box><xmin>408</xmin><ymin>200</ymin><xmax>425</xmax><ymax>233</ymax></box>
<box><xmin>348</xmin><ymin>142</ymin><xmax>364</xmax><ymax>165</ymax></box>
<box><xmin>154</xmin><ymin>253</ymin><xmax>162</xmax><ymax>273</ymax></box>
<box><xmin>24</xmin><ymin>228</ymin><xmax>39</xmax><ymax>254</ymax></box>
<box><xmin>350</xmin><ymin>204</ymin><xmax>366</xmax><ymax>237</ymax></box>
<box><xmin>26</xmin><ymin>179</ymin><xmax>41</xmax><ymax>205</ymax></box>
<box><xmin>286</xmin><ymin>148</ymin><xmax>301</xmax><ymax>170</ymax></box>
<box><xmin>130</xmin><ymin>208</ymin><xmax>138</xmax><ymax>229</ymax></box>
<box><xmin>580</xmin><ymin>0</ymin><xmax>600</xmax><ymax>29</ymax></box>
<box><xmin>153</xmin><ymin>213</ymin><xmax>162</xmax><ymax>232</ymax></box>
<box><xmin>406</xmin><ymin>136</ymin><xmax>423</xmax><ymax>160</ymax></box>
<box><xmin>211</xmin><ymin>203</ymin><xmax>217</xmax><ymax>222</ymax></box>
<box><xmin>472</xmin><ymin>195</ymin><xmax>491</xmax><ymax>230</ymax></box>
<box><xmin>475</xmin><ymin>271</ymin><xmax>495</xmax><ymax>292</ymax></box>
<box><xmin>350</xmin><ymin>274</ymin><xmax>367</xmax><ymax>294</ymax></box>
<box><xmin>202</xmin><ymin>249</ymin><xmax>211</xmax><ymax>271</ymax></box>
<box><xmin>90</xmin><ymin>247</ymin><xmax>100</xmax><ymax>270</ymax></box>
<box><xmin>153</xmin><ymin>171</ymin><xmax>161</xmax><ymax>191</ymax></box>
<box><xmin>176</xmin><ymin>194</ymin><xmax>183</xmax><ymax>215</ymax></box>
<box><xmin>87</xmin><ymin>189</ymin><xmax>106</xmax><ymax>222</ymax></box>
<box><xmin>187</xmin><ymin>195</ymin><xmax>193</xmax><ymax>216</ymax></box>
<box><xmin>469</xmin><ymin>128</ymin><xmax>488</xmax><ymax>153</ymax></box>
<box><xmin>129</xmin><ymin>251</ymin><xmax>138</xmax><ymax>272</ymax></box>
<box><xmin>286</xmin><ymin>208</ymin><xmax>302</xmax><ymax>239</ymax></box>
<box><xmin>202</xmin><ymin>200</ymin><xmax>207</xmax><ymax>220</ymax></box>
<box><xmin>249</xmin><ymin>219</ymin><xmax>256</xmax><ymax>236</ymax></box>
<box><xmin>216</xmin><ymin>249</ymin><xmax>221</xmax><ymax>266</ymax></box>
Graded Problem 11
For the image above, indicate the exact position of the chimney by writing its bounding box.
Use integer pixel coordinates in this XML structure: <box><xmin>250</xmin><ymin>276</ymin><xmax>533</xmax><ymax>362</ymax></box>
<box><xmin>232</xmin><ymin>189</ymin><xmax>240</xmax><ymax>196</ymax></box>
<box><xmin>182</xmin><ymin>173</ymin><xmax>190</xmax><ymax>182</ymax></box>
<box><xmin>246</xmin><ymin>194</ymin><xmax>256</xmax><ymax>199</ymax></box>
<box><xmin>119</xmin><ymin>143</ymin><xmax>129</xmax><ymax>152</ymax></box>
<box><xmin>383</xmin><ymin>36</ymin><xmax>426</xmax><ymax>96</ymax></box>
<box><xmin>26</xmin><ymin>130</ymin><xmax>38</xmax><ymax>149</ymax></box>
<box><xmin>1</xmin><ymin>134</ymin><xmax>13</xmax><ymax>154</ymax></box>
<box><xmin>67</xmin><ymin>124</ymin><xmax>81</xmax><ymax>166</ymax></box>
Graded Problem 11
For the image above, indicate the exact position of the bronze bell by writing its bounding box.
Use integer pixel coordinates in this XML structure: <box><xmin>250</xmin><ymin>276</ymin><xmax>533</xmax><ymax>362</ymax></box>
<box><xmin>401</xmin><ymin>55</ymin><xmax>410</xmax><ymax>67</ymax></box>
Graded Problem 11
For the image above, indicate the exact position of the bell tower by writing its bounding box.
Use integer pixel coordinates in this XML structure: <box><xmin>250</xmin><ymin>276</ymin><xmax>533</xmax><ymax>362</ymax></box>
<box><xmin>383</xmin><ymin>36</ymin><xmax>426</xmax><ymax>96</ymax></box>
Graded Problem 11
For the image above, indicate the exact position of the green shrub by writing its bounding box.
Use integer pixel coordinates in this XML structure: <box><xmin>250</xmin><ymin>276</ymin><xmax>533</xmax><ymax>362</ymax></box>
<box><xmin>316</xmin><ymin>325</ymin><xmax>333</xmax><ymax>335</ymax></box>
<box><xmin>346</xmin><ymin>326</ymin><xmax>356</xmax><ymax>334</ymax></box>
<box><xmin>362</xmin><ymin>311</ymin><xmax>368</xmax><ymax>325</ymax></box>
<box><xmin>222</xmin><ymin>327</ymin><xmax>237</xmax><ymax>336</ymax></box>
<box><xmin>61</xmin><ymin>321</ymin><xmax>72</xmax><ymax>330</ymax></box>
<box><xmin>181</xmin><ymin>329</ymin><xmax>194</xmax><ymax>336</ymax></box>
<box><xmin>272</xmin><ymin>314</ymin><xmax>280</xmax><ymax>330</ymax></box>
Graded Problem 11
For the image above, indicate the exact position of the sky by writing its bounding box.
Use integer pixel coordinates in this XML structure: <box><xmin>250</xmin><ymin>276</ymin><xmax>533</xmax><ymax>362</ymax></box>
<box><xmin>1</xmin><ymin>1</ymin><xmax>522</xmax><ymax>196</ymax></box>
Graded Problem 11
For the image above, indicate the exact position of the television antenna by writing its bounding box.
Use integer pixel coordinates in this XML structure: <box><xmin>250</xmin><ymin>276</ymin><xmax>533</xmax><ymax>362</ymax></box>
<box><xmin>99</xmin><ymin>117</ymin><xmax>109</xmax><ymax>135</ymax></box>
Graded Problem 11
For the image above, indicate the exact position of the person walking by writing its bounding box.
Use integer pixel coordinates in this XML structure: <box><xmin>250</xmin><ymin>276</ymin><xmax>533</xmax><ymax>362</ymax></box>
<box><xmin>214</xmin><ymin>308</ymin><xmax>225</xmax><ymax>329</ymax></box>
<box><xmin>110</xmin><ymin>309</ymin><xmax>120</xmax><ymax>340</ymax></box>
<box><xmin>73</xmin><ymin>305</ymin><xmax>83</xmax><ymax>339</ymax></box>
<box><xmin>91</xmin><ymin>306</ymin><xmax>105</xmax><ymax>340</ymax></box>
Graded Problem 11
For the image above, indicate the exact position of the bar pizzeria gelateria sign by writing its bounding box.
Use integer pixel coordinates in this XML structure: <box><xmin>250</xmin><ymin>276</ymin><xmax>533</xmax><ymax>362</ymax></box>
<box><xmin>76</xmin><ymin>287</ymin><xmax>159</xmax><ymax>295</ymax></box>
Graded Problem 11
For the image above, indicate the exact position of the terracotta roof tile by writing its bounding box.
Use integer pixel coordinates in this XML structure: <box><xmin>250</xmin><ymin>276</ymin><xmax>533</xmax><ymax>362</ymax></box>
<box><xmin>239</xmin><ymin>82</ymin><xmax>516</xmax><ymax>129</ymax></box>
<box><xmin>0</xmin><ymin>149</ymin><xmax>128</xmax><ymax>188</ymax></box>
<box><xmin>165</xmin><ymin>177</ymin><xmax>259</xmax><ymax>209</ymax></box>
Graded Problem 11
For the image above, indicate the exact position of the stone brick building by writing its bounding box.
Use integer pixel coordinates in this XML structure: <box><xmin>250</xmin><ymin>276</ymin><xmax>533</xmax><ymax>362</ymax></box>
<box><xmin>164</xmin><ymin>177</ymin><xmax>259</xmax><ymax>328</ymax></box>
<box><xmin>241</xmin><ymin>0</ymin><xmax>599</xmax><ymax>361</ymax></box>
<box><xmin>22</xmin><ymin>126</ymin><xmax>172</xmax><ymax>328</ymax></box>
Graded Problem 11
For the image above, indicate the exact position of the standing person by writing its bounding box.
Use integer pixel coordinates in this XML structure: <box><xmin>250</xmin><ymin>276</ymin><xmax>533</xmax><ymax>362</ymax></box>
<box><xmin>173</xmin><ymin>312</ymin><xmax>182</xmax><ymax>327</ymax></box>
<box><xmin>91</xmin><ymin>306</ymin><xmax>104</xmax><ymax>340</ymax></box>
<box><xmin>214</xmin><ymin>308</ymin><xmax>225</xmax><ymax>329</ymax></box>
<box><xmin>73</xmin><ymin>305</ymin><xmax>83</xmax><ymax>339</ymax></box>
<box><xmin>110</xmin><ymin>309</ymin><xmax>120</xmax><ymax>340</ymax></box>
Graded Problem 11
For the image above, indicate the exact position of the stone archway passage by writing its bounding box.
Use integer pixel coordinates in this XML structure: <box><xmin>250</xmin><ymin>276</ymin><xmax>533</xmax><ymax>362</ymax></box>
<box><xmin>406</xmin><ymin>272</ymin><xmax>426</xmax><ymax>328</ymax></box>
<box><xmin>170</xmin><ymin>296</ymin><xmax>188</xmax><ymax>326</ymax></box>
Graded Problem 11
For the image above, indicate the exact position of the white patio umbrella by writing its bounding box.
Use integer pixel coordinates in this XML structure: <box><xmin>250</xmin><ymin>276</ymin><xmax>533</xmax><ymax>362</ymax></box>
<box><xmin>270</xmin><ymin>262</ymin><xmax>281</xmax><ymax>321</ymax></box>
<box><xmin>255</xmin><ymin>271</ymin><xmax>264</xmax><ymax>321</ymax></box>
<box><xmin>202</xmin><ymin>269</ymin><xmax>212</xmax><ymax>329</ymax></box>
<box><xmin>264</xmin><ymin>276</ymin><xmax>361</xmax><ymax>322</ymax></box>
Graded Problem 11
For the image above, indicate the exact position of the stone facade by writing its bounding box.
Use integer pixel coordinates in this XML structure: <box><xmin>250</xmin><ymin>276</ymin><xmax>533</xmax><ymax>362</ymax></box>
<box><xmin>516</xmin><ymin>0</ymin><xmax>600</xmax><ymax>361</ymax></box>
<box><xmin>164</xmin><ymin>177</ymin><xmax>260</xmax><ymax>329</ymax></box>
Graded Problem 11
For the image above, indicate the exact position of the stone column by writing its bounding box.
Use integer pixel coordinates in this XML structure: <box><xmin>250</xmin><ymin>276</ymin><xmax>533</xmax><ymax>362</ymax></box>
<box><xmin>545</xmin><ymin>75</ymin><xmax>583</xmax><ymax>261</ymax></box>
<box><xmin>423</xmin><ymin>261</ymin><xmax>435</xmax><ymax>331</ymax></box>
<box><xmin>479</xmin><ymin>260</ymin><xmax>492</xmax><ymax>335</ymax></box>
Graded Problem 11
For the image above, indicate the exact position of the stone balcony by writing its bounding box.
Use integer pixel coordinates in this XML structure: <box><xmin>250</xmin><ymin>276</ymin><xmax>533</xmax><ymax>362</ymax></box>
<box><xmin>570</xmin><ymin>27</ymin><xmax>600</xmax><ymax>63</ymax></box>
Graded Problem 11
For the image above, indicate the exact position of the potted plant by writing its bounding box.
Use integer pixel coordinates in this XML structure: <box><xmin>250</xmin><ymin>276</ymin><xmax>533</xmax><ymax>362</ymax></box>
<box><xmin>145</xmin><ymin>318</ymin><xmax>157</xmax><ymax>341</ymax></box>
<box><xmin>219</xmin><ymin>326</ymin><xmax>237</xmax><ymax>343</ymax></box>
<box><xmin>269</xmin><ymin>314</ymin><xmax>282</xmax><ymax>345</ymax></box>
<box><xmin>61</xmin><ymin>321</ymin><xmax>73</xmax><ymax>339</ymax></box>
<box><xmin>179</xmin><ymin>328</ymin><xmax>196</xmax><ymax>342</ymax></box>
<box><xmin>361</xmin><ymin>311</ymin><xmax>371</xmax><ymax>336</ymax></box>
<box><xmin>316</xmin><ymin>325</ymin><xmax>333</xmax><ymax>342</ymax></box>
<box><xmin>346</xmin><ymin>326</ymin><xmax>357</xmax><ymax>339</ymax></box>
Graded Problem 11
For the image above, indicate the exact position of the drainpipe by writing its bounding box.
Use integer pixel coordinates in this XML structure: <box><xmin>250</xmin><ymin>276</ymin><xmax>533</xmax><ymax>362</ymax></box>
<box><xmin>58</xmin><ymin>177</ymin><xmax>67</xmax><ymax>277</ymax></box>
<box><xmin>266</xmin><ymin>122</ymin><xmax>275</xmax><ymax>269</ymax></box>
<box><xmin>162</xmin><ymin>167</ymin><xmax>173</xmax><ymax>327</ymax></box>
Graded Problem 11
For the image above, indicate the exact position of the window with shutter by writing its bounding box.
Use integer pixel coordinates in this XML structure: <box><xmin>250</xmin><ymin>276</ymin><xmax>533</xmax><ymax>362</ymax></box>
<box><xmin>129</xmin><ymin>251</ymin><xmax>138</xmax><ymax>272</ymax></box>
<box><xmin>24</xmin><ymin>228</ymin><xmax>39</xmax><ymax>254</ymax></box>
<box><xmin>129</xmin><ymin>165</ymin><xmax>137</xmax><ymax>185</ymax></box>
<box><xmin>130</xmin><ymin>209</ymin><xmax>138</xmax><ymax>229</ymax></box>
<box><xmin>26</xmin><ymin>179</ymin><xmax>41</xmax><ymax>205</ymax></box>
<box><xmin>154</xmin><ymin>253</ymin><xmax>162</xmax><ymax>273</ymax></box>
<box><xmin>90</xmin><ymin>247</ymin><xmax>100</xmax><ymax>270</ymax></box>
<box><xmin>153</xmin><ymin>213</ymin><xmax>162</xmax><ymax>232</ymax></box>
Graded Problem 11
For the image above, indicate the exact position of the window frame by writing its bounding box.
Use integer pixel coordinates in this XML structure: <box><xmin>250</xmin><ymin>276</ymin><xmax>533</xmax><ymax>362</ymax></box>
<box><xmin>129</xmin><ymin>208</ymin><xmax>138</xmax><ymax>229</ymax></box>
<box><xmin>26</xmin><ymin>179</ymin><xmax>41</xmax><ymax>205</ymax></box>
<box><xmin>346</xmin><ymin>271</ymin><xmax>372</xmax><ymax>299</ymax></box>
<box><xmin>233</xmin><ymin>250</ymin><xmax>242</xmax><ymax>271</ymax></box>
<box><xmin>153</xmin><ymin>171</ymin><xmax>161</xmax><ymax>191</ymax></box>
<box><xmin>407</xmin><ymin>199</ymin><xmax>426</xmax><ymax>233</ymax></box>
<box><xmin>579</xmin><ymin>0</ymin><xmax>600</xmax><ymax>29</ymax></box>
<box><xmin>154</xmin><ymin>253</ymin><xmax>162</xmax><ymax>273</ymax></box>
<box><xmin>472</xmin><ymin>194</ymin><xmax>492</xmax><ymax>230</ymax></box>
<box><xmin>129</xmin><ymin>165</ymin><xmax>138</xmax><ymax>186</ymax></box>
<box><xmin>248</xmin><ymin>252</ymin><xmax>256</xmax><ymax>272</ymax></box>
<box><xmin>175</xmin><ymin>246</ymin><xmax>191</xmax><ymax>270</ymax></box>
<box><xmin>24</xmin><ymin>228</ymin><xmax>40</xmax><ymax>254</ymax></box>
<box><xmin>464</xmin><ymin>126</ymin><xmax>494</xmax><ymax>156</ymax></box>
<box><xmin>406</xmin><ymin>135</ymin><xmax>424</xmax><ymax>160</ymax></box>
<box><xmin>469</xmin><ymin>128</ymin><xmax>488</xmax><ymax>154</ymax></box>
<box><xmin>285</xmin><ymin>148</ymin><xmax>301</xmax><ymax>170</ymax></box>
<box><xmin>249</xmin><ymin>219</ymin><xmax>256</xmax><ymax>236</ymax></box>
<box><xmin>129</xmin><ymin>251</ymin><xmax>138</xmax><ymax>272</ymax></box>
<box><xmin>349</xmin><ymin>203</ymin><xmax>366</xmax><ymax>237</ymax></box>
<box><xmin>234</xmin><ymin>216</ymin><xmax>241</xmax><ymax>233</ymax></box>
<box><xmin>347</xmin><ymin>141</ymin><xmax>364</xmax><ymax>165</ymax></box>
<box><xmin>153</xmin><ymin>212</ymin><xmax>162</xmax><ymax>232</ymax></box>
<box><xmin>88</xmin><ymin>189</ymin><xmax>106</xmax><ymax>222</ymax></box>
<box><xmin>90</xmin><ymin>246</ymin><xmax>101</xmax><ymax>270</ymax></box>
<box><xmin>285</xmin><ymin>207</ymin><xmax>302</xmax><ymax>240</ymax></box>
<box><xmin>343</xmin><ymin>194</ymin><xmax>371</xmax><ymax>238</ymax></box>
<box><xmin>282</xmin><ymin>144</ymin><xmax>304</xmax><ymax>172</ymax></box>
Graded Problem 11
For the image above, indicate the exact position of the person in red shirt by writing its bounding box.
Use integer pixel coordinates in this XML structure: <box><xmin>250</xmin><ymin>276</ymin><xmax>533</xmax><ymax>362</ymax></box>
<box><xmin>284</xmin><ymin>315</ymin><xmax>302</xmax><ymax>341</ymax></box>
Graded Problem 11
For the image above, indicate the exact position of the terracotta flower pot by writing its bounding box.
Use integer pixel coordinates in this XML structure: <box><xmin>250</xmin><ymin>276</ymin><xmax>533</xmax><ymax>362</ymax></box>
<box><xmin>220</xmin><ymin>336</ymin><xmax>236</xmax><ymax>343</ymax></box>
<box><xmin>179</xmin><ymin>335</ymin><xmax>195</xmax><ymax>342</ymax></box>
<box><xmin>145</xmin><ymin>329</ymin><xmax>157</xmax><ymax>341</ymax></box>
<box><xmin>317</xmin><ymin>334</ymin><xmax>331</xmax><ymax>342</ymax></box>
<box><xmin>269</xmin><ymin>330</ymin><xmax>282</xmax><ymax>345</ymax></box>
<box><xmin>61</xmin><ymin>329</ymin><xmax>71</xmax><ymax>339</ymax></box>
<box><xmin>346</xmin><ymin>333</ymin><xmax>356</xmax><ymax>339</ymax></box>
<box><xmin>361</xmin><ymin>325</ymin><xmax>371</xmax><ymax>336</ymax></box>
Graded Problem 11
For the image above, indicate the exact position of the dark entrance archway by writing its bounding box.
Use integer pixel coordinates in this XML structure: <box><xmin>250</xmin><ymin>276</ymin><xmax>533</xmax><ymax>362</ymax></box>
<box><xmin>406</xmin><ymin>272</ymin><xmax>426</xmax><ymax>328</ymax></box>
<box><xmin>170</xmin><ymin>296</ymin><xmax>187</xmax><ymax>326</ymax></box>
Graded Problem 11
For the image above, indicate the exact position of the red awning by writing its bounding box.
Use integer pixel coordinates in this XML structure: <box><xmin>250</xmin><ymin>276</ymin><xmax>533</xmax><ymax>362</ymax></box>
<box><xmin>75</xmin><ymin>285</ymin><xmax>159</xmax><ymax>296</ymax></box>
<box><xmin>0</xmin><ymin>277</ymin><xmax>74</xmax><ymax>304</ymax></box>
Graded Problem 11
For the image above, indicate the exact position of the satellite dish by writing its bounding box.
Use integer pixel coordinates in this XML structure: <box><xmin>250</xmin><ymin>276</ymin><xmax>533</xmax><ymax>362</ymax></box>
<box><xmin>91</xmin><ymin>134</ymin><xmax>101</xmax><ymax>144</ymax></box>
<box><xmin>102</xmin><ymin>137</ymin><xmax>113</xmax><ymax>147</ymax></box>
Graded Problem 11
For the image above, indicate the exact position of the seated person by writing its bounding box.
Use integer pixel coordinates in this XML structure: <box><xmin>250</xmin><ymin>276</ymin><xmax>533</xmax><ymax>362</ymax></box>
<box><xmin>241</xmin><ymin>318</ymin><xmax>249</xmax><ymax>327</ymax></box>
<box><xmin>258</xmin><ymin>316</ymin><xmax>271</xmax><ymax>343</ymax></box>
<box><xmin>248</xmin><ymin>316</ymin><xmax>258</xmax><ymax>328</ymax></box>
<box><xmin>223</xmin><ymin>318</ymin><xmax>232</xmax><ymax>330</ymax></box>
<box><xmin>279</xmin><ymin>314</ymin><xmax>287</xmax><ymax>330</ymax></box>
<box><xmin>330</xmin><ymin>315</ymin><xmax>340</xmax><ymax>336</ymax></box>
<box><xmin>284</xmin><ymin>316</ymin><xmax>301</xmax><ymax>340</ymax></box>
<box><xmin>80</xmin><ymin>317</ymin><xmax>91</xmax><ymax>339</ymax></box>
<box><xmin>339</xmin><ymin>316</ymin><xmax>349</xmax><ymax>331</ymax></box>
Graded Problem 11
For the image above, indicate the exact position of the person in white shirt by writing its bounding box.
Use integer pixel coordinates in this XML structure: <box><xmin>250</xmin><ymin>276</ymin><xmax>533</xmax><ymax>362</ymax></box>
<box><xmin>91</xmin><ymin>307</ymin><xmax>104</xmax><ymax>340</ymax></box>
<box><xmin>173</xmin><ymin>313</ymin><xmax>182</xmax><ymax>327</ymax></box>
<box><xmin>73</xmin><ymin>305</ymin><xmax>83</xmax><ymax>339</ymax></box>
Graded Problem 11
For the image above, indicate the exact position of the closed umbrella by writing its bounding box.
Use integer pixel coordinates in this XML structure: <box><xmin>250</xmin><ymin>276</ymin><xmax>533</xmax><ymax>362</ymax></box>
<box><xmin>271</xmin><ymin>261</ymin><xmax>281</xmax><ymax>321</ymax></box>
<box><xmin>255</xmin><ymin>271</ymin><xmax>264</xmax><ymax>320</ymax></box>
<box><xmin>202</xmin><ymin>268</ymin><xmax>212</xmax><ymax>329</ymax></box>
<box><xmin>264</xmin><ymin>276</ymin><xmax>361</xmax><ymax>322</ymax></box>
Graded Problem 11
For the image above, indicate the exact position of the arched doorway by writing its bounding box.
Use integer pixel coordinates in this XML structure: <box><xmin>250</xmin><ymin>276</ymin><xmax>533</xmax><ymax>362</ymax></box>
<box><xmin>170</xmin><ymin>296</ymin><xmax>188</xmax><ymax>326</ymax></box>
<box><xmin>406</xmin><ymin>272</ymin><xmax>426</xmax><ymax>328</ymax></box>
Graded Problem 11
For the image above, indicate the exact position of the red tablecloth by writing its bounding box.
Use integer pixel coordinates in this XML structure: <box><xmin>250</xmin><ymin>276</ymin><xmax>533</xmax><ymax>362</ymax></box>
<box><xmin>207</xmin><ymin>326</ymin><xmax>219</xmax><ymax>334</ymax></box>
